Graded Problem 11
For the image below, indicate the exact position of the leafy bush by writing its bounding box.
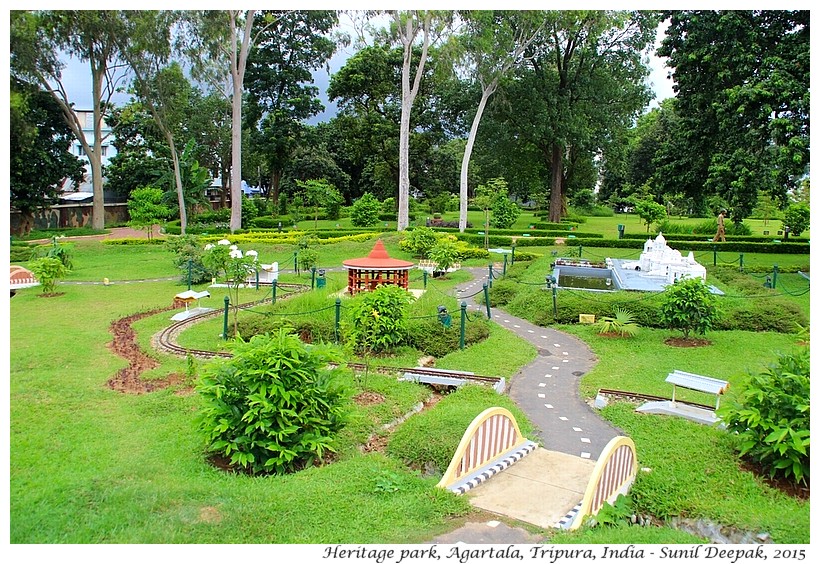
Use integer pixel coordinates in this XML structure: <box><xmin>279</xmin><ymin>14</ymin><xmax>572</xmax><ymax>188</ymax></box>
<box><xmin>404</xmin><ymin>317</ymin><xmax>490</xmax><ymax>357</ymax></box>
<box><xmin>350</xmin><ymin>192</ymin><xmax>381</xmax><ymax>227</ymax></box>
<box><xmin>346</xmin><ymin>285</ymin><xmax>412</xmax><ymax>354</ymax></box>
<box><xmin>659</xmin><ymin>278</ymin><xmax>719</xmax><ymax>339</ymax></box>
<box><xmin>428</xmin><ymin>236</ymin><xmax>460</xmax><ymax>272</ymax></box>
<box><xmin>720</xmin><ymin>349</ymin><xmax>810</xmax><ymax>485</ymax></box>
<box><xmin>782</xmin><ymin>202</ymin><xmax>810</xmax><ymax>236</ymax></box>
<box><xmin>486</xmin><ymin>279</ymin><xmax>521</xmax><ymax>307</ymax></box>
<box><xmin>197</xmin><ymin>330</ymin><xmax>349</xmax><ymax>475</ymax></box>
<box><xmin>717</xmin><ymin>300</ymin><xmax>807</xmax><ymax>333</ymax></box>
<box><xmin>399</xmin><ymin>226</ymin><xmax>438</xmax><ymax>258</ymax></box>
<box><xmin>692</xmin><ymin>218</ymin><xmax>752</xmax><ymax>236</ymax></box>
<box><xmin>28</xmin><ymin>257</ymin><xmax>69</xmax><ymax>294</ymax></box>
<box><xmin>164</xmin><ymin>234</ymin><xmax>213</xmax><ymax>285</ymax></box>
<box><xmin>34</xmin><ymin>238</ymin><xmax>74</xmax><ymax>269</ymax></box>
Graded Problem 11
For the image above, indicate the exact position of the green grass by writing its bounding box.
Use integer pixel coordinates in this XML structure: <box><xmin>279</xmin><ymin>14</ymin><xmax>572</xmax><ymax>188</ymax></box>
<box><xmin>10</xmin><ymin>224</ymin><xmax>810</xmax><ymax>544</ymax></box>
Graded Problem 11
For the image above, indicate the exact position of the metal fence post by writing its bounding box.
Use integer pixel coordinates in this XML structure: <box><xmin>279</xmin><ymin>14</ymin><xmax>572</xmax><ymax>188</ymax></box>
<box><xmin>423</xmin><ymin>270</ymin><xmax>428</xmax><ymax>289</ymax></box>
<box><xmin>713</xmin><ymin>245</ymin><xmax>717</xmax><ymax>266</ymax></box>
<box><xmin>739</xmin><ymin>253</ymin><xmax>744</xmax><ymax>272</ymax></box>
<box><xmin>503</xmin><ymin>253</ymin><xmax>508</xmax><ymax>276</ymax></box>
<box><xmin>311</xmin><ymin>267</ymin><xmax>316</xmax><ymax>289</ymax></box>
<box><xmin>460</xmin><ymin>301</ymin><xmax>467</xmax><ymax>350</ymax></box>
<box><xmin>578</xmin><ymin>245</ymin><xmax>583</xmax><ymax>258</ymax></box>
<box><xmin>272</xmin><ymin>279</ymin><xmax>277</xmax><ymax>303</ymax></box>
<box><xmin>511</xmin><ymin>244</ymin><xmax>515</xmax><ymax>266</ymax></box>
<box><xmin>488</xmin><ymin>264</ymin><xmax>493</xmax><ymax>288</ymax></box>
<box><xmin>483</xmin><ymin>283</ymin><xmax>491</xmax><ymax>319</ymax></box>
<box><xmin>222</xmin><ymin>296</ymin><xmax>230</xmax><ymax>340</ymax></box>
<box><xmin>772</xmin><ymin>264</ymin><xmax>778</xmax><ymax>289</ymax></box>
<box><xmin>335</xmin><ymin>298</ymin><xmax>342</xmax><ymax>342</ymax></box>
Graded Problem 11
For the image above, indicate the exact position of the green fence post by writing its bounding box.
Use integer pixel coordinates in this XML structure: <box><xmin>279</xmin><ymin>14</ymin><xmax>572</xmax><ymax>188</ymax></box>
<box><xmin>578</xmin><ymin>245</ymin><xmax>583</xmax><ymax>258</ymax></box>
<box><xmin>311</xmin><ymin>267</ymin><xmax>316</xmax><ymax>289</ymax></box>
<box><xmin>423</xmin><ymin>270</ymin><xmax>428</xmax><ymax>289</ymax></box>
<box><xmin>483</xmin><ymin>283</ymin><xmax>491</xmax><ymax>319</ymax></box>
<box><xmin>772</xmin><ymin>264</ymin><xmax>778</xmax><ymax>289</ymax></box>
<box><xmin>488</xmin><ymin>264</ymin><xmax>493</xmax><ymax>288</ymax></box>
<box><xmin>272</xmin><ymin>279</ymin><xmax>277</xmax><ymax>303</ymax></box>
<box><xmin>222</xmin><ymin>296</ymin><xmax>230</xmax><ymax>340</ymax></box>
<box><xmin>713</xmin><ymin>245</ymin><xmax>717</xmax><ymax>266</ymax></box>
<box><xmin>552</xmin><ymin>282</ymin><xmax>558</xmax><ymax>317</ymax></box>
<box><xmin>511</xmin><ymin>243</ymin><xmax>515</xmax><ymax>266</ymax></box>
<box><xmin>255</xmin><ymin>269</ymin><xmax>259</xmax><ymax>291</ymax></box>
<box><xmin>503</xmin><ymin>253</ymin><xmax>508</xmax><ymax>276</ymax></box>
<box><xmin>335</xmin><ymin>298</ymin><xmax>342</xmax><ymax>342</ymax></box>
<box><xmin>739</xmin><ymin>253</ymin><xmax>744</xmax><ymax>272</ymax></box>
<box><xmin>460</xmin><ymin>301</ymin><xmax>467</xmax><ymax>350</ymax></box>
<box><xmin>293</xmin><ymin>251</ymin><xmax>299</xmax><ymax>275</ymax></box>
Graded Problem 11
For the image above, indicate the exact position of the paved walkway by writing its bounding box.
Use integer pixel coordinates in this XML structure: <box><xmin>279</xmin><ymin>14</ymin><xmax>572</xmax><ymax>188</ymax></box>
<box><xmin>429</xmin><ymin>267</ymin><xmax>621</xmax><ymax>543</ymax></box>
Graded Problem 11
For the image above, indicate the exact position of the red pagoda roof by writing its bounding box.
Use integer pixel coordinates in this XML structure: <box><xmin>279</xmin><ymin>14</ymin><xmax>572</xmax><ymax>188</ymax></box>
<box><xmin>342</xmin><ymin>240</ymin><xmax>414</xmax><ymax>270</ymax></box>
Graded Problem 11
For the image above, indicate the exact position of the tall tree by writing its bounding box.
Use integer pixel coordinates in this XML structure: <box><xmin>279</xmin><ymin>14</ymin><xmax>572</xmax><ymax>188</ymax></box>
<box><xmin>118</xmin><ymin>12</ymin><xmax>196</xmax><ymax>234</ymax></box>
<box><xmin>10</xmin><ymin>78</ymin><xmax>85</xmax><ymax>235</ymax></box>
<box><xmin>449</xmin><ymin>11</ymin><xmax>546</xmax><ymax>232</ymax></box>
<box><xmin>181</xmin><ymin>11</ymin><xmax>283</xmax><ymax>232</ymax></box>
<box><xmin>244</xmin><ymin>10</ymin><xmax>339</xmax><ymax>207</ymax></box>
<box><xmin>390</xmin><ymin>10</ymin><xmax>433</xmax><ymax>231</ymax></box>
<box><xmin>492</xmin><ymin>11</ymin><xmax>657</xmax><ymax>222</ymax></box>
<box><xmin>658</xmin><ymin>10</ymin><xmax>810</xmax><ymax>223</ymax></box>
<box><xmin>10</xmin><ymin>10</ymin><xmax>131</xmax><ymax>229</ymax></box>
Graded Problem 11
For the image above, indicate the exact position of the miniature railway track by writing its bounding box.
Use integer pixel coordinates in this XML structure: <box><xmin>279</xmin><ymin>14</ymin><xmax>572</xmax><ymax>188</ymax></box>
<box><xmin>153</xmin><ymin>286</ymin><xmax>505</xmax><ymax>389</ymax></box>
<box><xmin>597</xmin><ymin>388</ymin><xmax>714</xmax><ymax>411</ymax></box>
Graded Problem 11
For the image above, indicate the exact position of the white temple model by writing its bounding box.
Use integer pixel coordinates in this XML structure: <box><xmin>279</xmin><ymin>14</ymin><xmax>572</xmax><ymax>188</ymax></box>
<box><xmin>635</xmin><ymin>233</ymin><xmax>706</xmax><ymax>284</ymax></box>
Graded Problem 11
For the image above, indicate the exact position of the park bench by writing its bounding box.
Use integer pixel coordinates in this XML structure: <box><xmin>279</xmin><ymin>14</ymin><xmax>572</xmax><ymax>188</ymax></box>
<box><xmin>436</xmin><ymin>407</ymin><xmax>538</xmax><ymax>495</ymax></box>
<box><xmin>416</xmin><ymin>260</ymin><xmax>461</xmax><ymax>274</ymax></box>
<box><xmin>666</xmin><ymin>369</ymin><xmax>729</xmax><ymax>410</ymax></box>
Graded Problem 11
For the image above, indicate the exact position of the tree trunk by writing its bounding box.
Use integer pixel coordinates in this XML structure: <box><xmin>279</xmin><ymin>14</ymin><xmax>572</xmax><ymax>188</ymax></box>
<box><xmin>549</xmin><ymin>143</ymin><xmax>563</xmax><ymax>223</ymax></box>
<box><xmin>397</xmin><ymin>99</ymin><xmax>411</xmax><ymax>231</ymax></box>
<box><xmin>459</xmin><ymin>84</ymin><xmax>495</xmax><ymax>233</ymax></box>
<box><xmin>229</xmin><ymin>10</ymin><xmax>255</xmax><ymax>233</ymax></box>
<box><xmin>169</xmin><ymin>139</ymin><xmax>187</xmax><ymax>235</ymax></box>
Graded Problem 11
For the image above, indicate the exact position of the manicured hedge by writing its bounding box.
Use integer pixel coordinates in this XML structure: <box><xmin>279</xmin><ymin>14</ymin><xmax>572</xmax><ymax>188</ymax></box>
<box><xmin>621</xmin><ymin>233</ymin><xmax>810</xmax><ymax>244</ymax></box>
<box><xmin>571</xmin><ymin>237</ymin><xmax>810</xmax><ymax>254</ymax></box>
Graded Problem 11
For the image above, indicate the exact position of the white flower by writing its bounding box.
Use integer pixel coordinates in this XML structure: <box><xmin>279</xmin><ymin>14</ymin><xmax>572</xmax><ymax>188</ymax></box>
<box><xmin>229</xmin><ymin>249</ymin><xmax>243</xmax><ymax>259</ymax></box>
<box><xmin>204</xmin><ymin>244</ymin><xmax>214</xmax><ymax>251</ymax></box>
<box><xmin>229</xmin><ymin>245</ymin><xmax>238</xmax><ymax>251</ymax></box>
<box><xmin>246</xmin><ymin>250</ymin><xmax>258</xmax><ymax>260</ymax></box>
<box><xmin>217</xmin><ymin>239</ymin><xmax>231</xmax><ymax>246</ymax></box>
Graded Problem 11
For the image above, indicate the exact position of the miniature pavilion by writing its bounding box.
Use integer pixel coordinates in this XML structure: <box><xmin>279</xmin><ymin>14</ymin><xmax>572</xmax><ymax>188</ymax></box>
<box><xmin>342</xmin><ymin>240</ymin><xmax>414</xmax><ymax>296</ymax></box>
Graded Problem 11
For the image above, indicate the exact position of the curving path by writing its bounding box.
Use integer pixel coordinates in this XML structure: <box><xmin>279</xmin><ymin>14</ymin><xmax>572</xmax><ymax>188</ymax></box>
<box><xmin>453</xmin><ymin>267</ymin><xmax>620</xmax><ymax>461</ymax></box>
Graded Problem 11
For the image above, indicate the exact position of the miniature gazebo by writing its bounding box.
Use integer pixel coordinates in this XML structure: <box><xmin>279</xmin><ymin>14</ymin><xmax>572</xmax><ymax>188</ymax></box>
<box><xmin>342</xmin><ymin>240</ymin><xmax>414</xmax><ymax>296</ymax></box>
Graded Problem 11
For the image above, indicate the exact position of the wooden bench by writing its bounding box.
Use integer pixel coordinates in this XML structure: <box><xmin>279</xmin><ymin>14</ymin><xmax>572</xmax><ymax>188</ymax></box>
<box><xmin>666</xmin><ymin>370</ymin><xmax>729</xmax><ymax>410</ymax></box>
<box><xmin>436</xmin><ymin>407</ymin><xmax>537</xmax><ymax>495</ymax></box>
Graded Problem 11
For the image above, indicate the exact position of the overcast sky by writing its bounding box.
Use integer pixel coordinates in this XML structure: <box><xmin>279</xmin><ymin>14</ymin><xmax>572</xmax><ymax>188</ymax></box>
<box><xmin>58</xmin><ymin>16</ymin><xmax>676</xmax><ymax>120</ymax></box>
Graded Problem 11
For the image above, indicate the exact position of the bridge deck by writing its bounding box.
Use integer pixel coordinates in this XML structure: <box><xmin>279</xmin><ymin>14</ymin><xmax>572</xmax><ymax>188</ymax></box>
<box><xmin>465</xmin><ymin>448</ymin><xmax>596</xmax><ymax>530</ymax></box>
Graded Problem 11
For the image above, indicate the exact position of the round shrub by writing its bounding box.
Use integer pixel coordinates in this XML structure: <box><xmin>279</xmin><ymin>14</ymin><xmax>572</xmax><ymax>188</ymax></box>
<box><xmin>404</xmin><ymin>317</ymin><xmax>490</xmax><ymax>358</ymax></box>
<box><xmin>197</xmin><ymin>330</ymin><xmax>349</xmax><ymax>475</ymax></box>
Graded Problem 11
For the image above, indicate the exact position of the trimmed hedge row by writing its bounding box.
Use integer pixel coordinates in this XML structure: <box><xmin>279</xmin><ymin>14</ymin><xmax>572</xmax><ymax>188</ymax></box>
<box><xmin>570</xmin><ymin>237</ymin><xmax>810</xmax><ymax>254</ymax></box>
<box><xmin>490</xmin><ymin>278</ymin><xmax>807</xmax><ymax>333</ymax></box>
<box><xmin>434</xmin><ymin>226</ymin><xmax>602</xmax><ymax>238</ymax></box>
<box><xmin>621</xmin><ymin>233</ymin><xmax>810</xmax><ymax>244</ymax></box>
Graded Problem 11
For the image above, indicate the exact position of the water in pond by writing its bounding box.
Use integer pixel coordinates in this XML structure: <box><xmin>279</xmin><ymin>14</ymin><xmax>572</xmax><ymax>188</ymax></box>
<box><xmin>557</xmin><ymin>274</ymin><xmax>614</xmax><ymax>291</ymax></box>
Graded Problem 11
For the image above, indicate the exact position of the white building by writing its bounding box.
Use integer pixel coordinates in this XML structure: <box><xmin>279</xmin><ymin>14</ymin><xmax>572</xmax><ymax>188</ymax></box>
<box><xmin>636</xmin><ymin>233</ymin><xmax>707</xmax><ymax>284</ymax></box>
<box><xmin>62</xmin><ymin>110</ymin><xmax>117</xmax><ymax>195</ymax></box>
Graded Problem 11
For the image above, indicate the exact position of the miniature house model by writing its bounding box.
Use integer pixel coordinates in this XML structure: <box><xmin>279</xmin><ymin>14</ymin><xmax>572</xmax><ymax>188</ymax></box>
<box><xmin>636</xmin><ymin>233</ymin><xmax>706</xmax><ymax>284</ymax></box>
<box><xmin>342</xmin><ymin>240</ymin><xmax>414</xmax><ymax>296</ymax></box>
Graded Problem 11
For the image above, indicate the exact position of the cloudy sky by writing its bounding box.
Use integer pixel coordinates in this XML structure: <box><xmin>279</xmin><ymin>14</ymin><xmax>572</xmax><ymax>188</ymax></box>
<box><xmin>57</xmin><ymin>14</ymin><xmax>676</xmax><ymax>120</ymax></box>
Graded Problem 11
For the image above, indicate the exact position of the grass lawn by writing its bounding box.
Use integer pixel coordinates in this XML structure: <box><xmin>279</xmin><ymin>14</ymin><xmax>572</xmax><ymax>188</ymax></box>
<box><xmin>10</xmin><ymin>221</ymin><xmax>810</xmax><ymax>545</ymax></box>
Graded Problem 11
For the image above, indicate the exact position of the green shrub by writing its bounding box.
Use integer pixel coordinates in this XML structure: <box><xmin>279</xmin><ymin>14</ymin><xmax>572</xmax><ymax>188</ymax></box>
<box><xmin>404</xmin><ymin>317</ymin><xmax>490</xmax><ymax>357</ymax></box>
<box><xmin>719</xmin><ymin>349</ymin><xmax>810</xmax><ymax>485</ymax></box>
<box><xmin>487</xmin><ymin>279</ymin><xmax>521</xmax><ymax>307</ymax></box>
<box><xmin>197</xmin><ymin>330</ymin><xmax>349</xmax><ymax>475</ymax></box>
<box><xmin>164</xmin><ymin>234</ymin><xmax>213</xmax><ymax>285</ymax></box>
<box><xmin>782</xmin><ymin>202</ymin><xmax>810</xmax><ymax>236</ymax></box>
<box><xmin>28</xmin><ymin>256</ymin><xmax>69</xmax><ymax>294</ymax></box>
<box><xmin>692</xmin><ymin>218</ymin><xmax>752</xmax><ymax>236</ymax></box>
<box><xmin>399</xmin><ymin>226</ymin><xmax>438</xmax><ymax>258</ymax></box>
<box><xmin>659</xmin><ymin>278</ymin><xmax>719</xmax><ymax>339</ymax></box>
<box><xmin>346</xmin><ymin>285</ymin><xmax>412</xmax><ymax>354</ymax></box>
<box><xmin>717</xmin><ymin>300</ymin><xmax>807</xmax><ymax>333</ymax></box>
<box><xmin>350</xmin><ymin>192</ymin><xmax>381</xmax><ymax>227</ymax></box>
<box><xmin>387</xmin><ymin>385</ymin><xmax>533</xmax><ymax>475</ymax></box>
<box><xmin>595</xmin><ymin>308</ymin><xmax>638</xmax><ymax>337</ymax></box>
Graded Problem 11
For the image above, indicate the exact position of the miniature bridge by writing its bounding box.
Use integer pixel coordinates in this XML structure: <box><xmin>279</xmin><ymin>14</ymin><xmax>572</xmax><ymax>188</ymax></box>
<box><xmin>437</xmin><ymin>407</ymin><xmax>637</xmax><ymax>530</ymax></box>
